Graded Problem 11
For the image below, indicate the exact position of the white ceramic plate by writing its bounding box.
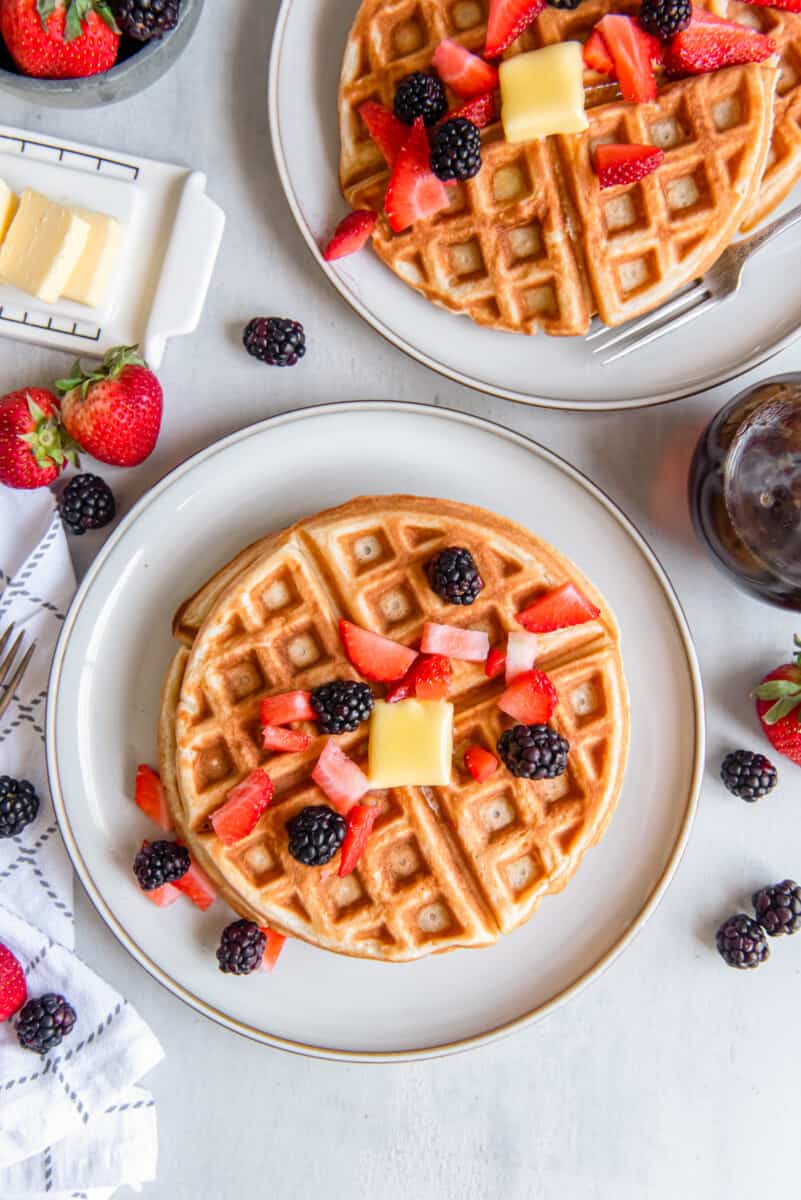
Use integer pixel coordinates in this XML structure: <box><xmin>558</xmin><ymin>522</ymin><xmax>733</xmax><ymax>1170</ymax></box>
<box><xmin>47</xmin><ymin>402</ymin><xmax>704</xmax><ymax>1061</ymax></box>
<box><xmin>269</xmin><ymin>0</ymin><xmax>801</xmax><ymax>410</ymax></box>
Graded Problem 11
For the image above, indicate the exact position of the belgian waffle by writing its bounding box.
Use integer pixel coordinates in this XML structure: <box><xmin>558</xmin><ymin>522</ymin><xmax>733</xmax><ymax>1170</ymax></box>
<box><xmin>158</xmin><ymin>496</ymin><xmax>629</xmax><ymax>963</ymax></box>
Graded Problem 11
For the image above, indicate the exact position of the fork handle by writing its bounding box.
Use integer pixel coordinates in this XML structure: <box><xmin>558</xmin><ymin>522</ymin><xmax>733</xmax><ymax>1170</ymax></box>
<box><xmin>736</xmin><ymin>201</ymin><xmax>801</xmax><ymax>262</ymax></box>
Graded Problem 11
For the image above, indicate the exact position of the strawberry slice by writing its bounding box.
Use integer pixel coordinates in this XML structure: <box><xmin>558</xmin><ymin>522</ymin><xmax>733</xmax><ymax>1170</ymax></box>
<box><xmin>517</xmin><ymin>582</ymin><xmax>601</xmax><ymax>633</ymax></box>
<box><xmin>0</xmin><ymin>943</ymin><xmax>26</xmax><ymax>1022</ymax></box>
<box><xmin>262</xmin><ymin>725</ymin><xmax>312</xmax><ymax>754</ymax></box>
<box><xmin>583</xmin><ymin>29</ymin><xmax>615</xmax><ymax>75</ymax></box>
<box><xmin>174</xmin><ymin>860</ymin><xmax>216</xmax><ymax>911</ymax></box>
<box><xmin>597</xmin><ymin>15</ymin><xmax>657</xmax><ymax>102</ymax></box>
<box><xmin>135</xmin><ymin>764</ymin><xmax>173</xmax><ymax>833</ymax></box>
<box><xmin>498</xmin><ymin>670</ymin><xmax>558</xmax><ymax>724</ymax></box>
<box><xmin>464</xmin><ymin>746</ymin><xmax>499</xmax><ymax>782</ymax></box>
<box><xmin>323</xmin><ymin>210</ymin><xmax>377</xmax><ymax>262</ymax></box>
<box><xmin>446</xmin><ymin>92</ymin><xmax>497</xmax><ymax>128</ymax></box>
<box><xmin>144</xmin><ymin>882</ymin><xmax>181</xmax><ymax>908</ymax></box>
<box><xmin>259</xmin><ymin>928</ymin><xmax>287</xmax><ymax>972</ymax></box>
<box><xmin>338</xmin><ymin>804</ymin><xmax>379</xmax><ymax>877</ymax></box>
<box><xmin>433</xmin><ymin>39</ymin><xmax>499</xmax><ymax>98</ymax></box>
<box><xmin>259</xmin><ymin>691</ymin><xmax>315</xmax><ymax>726</ymax></box>
<box><xmin>485</xmin><ymin>0</ymin><xmax>546</xmax><ymax>58</ymax></box>
<box><xmin>211</xmin><ymin>769</ymin><xmax>274</xmax><ymax>846</ymax></box>
<box><xmin>665</xmin><ymin>7</ymin><xmax>775</xmax><ymax>74</ymax></box>
<box><xmin>359</xmin><ymin>100</ymin><xmax>408</xmax><ymax>166</ymax></box>
<box><xmin>384</xmin><ymin>117</ymin><xmax>450</xmax><ymax>234</ymax></box>
<box><xmin>312</xmin><ymin>739</ymin><xmax>370</xmax><ymax>815</ymax></box>
<box><xmin>386</xmin><ymin>653</ymin><xmax>452</xmax><ymax>702</ymax></box>
<box><xmin>485</xmin><ymin>646</ymin><xmax>507</xmax><ymax>679</ymax></box>
<box><xmin>505</xmin><ymin>631</ymin><xmax>539</xmax><ymax>683</ymax></box>
<box><xmin>339</xmin><ymin>618</ymin><xmax>418</xmax><ymax>682</ymax></box>
<box><xmin>421</xmin><ymin>622</ymin><xmax>490</xmax><ymax>663</ymax></box>
<box><xmin>744</xmin><ymin>0</ymin><xmax>801</xmax><ymax>9</ymax></box>
<box><xmin>595</xmin><ymin>143</ymin><xmax>664</xmax><ymax>188</ymax></box>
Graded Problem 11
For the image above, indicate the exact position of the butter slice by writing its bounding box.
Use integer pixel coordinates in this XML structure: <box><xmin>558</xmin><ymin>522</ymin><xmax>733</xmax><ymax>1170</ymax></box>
<box><xmin>368</xmin><ymin>700</ymin><xmax>453</xmax><ymax>788</ymax></box>
<box><xmin>0</xmin><ymin>189</ymin><xmax>90</xmax><ymax>304</ymax></box>
<box><xmin>0</xmin><ymin>180</ymin><xmax>18</xmax><ymax>246</ymax></box>
<box><xmin>63</xmin><ymin>207</ymin><xmax>122</xmax><ymax>308</ymax></box>
<box><xmin>500</xmin><ymin>43</ymin><xmax>588</xmax><ymax>144</ymax></box>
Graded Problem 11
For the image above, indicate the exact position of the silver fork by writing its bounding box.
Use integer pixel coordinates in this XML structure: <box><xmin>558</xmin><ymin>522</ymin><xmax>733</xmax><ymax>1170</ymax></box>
<box><xmin>587</xmin><ymin>200</ymin><xmax>801</xmax><ymax>364</ymax></box>
<box><xmin>0</xmin><ymin>622</ymin><xmax>36</xmax><ymax>720</ymax></box>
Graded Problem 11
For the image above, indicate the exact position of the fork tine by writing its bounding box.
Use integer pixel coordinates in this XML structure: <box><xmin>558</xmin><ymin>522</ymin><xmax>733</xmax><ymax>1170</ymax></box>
<box><xmin>0</xmin><ymin>630</ymin><xmax>24</xmax><ymax>686</ymax></box>
<box><xmin>589</xmin><ymin>283</ymin><xmax>707</xmax><ymax>354</ymax></box>
<box><xmin>0</xmin><ymin>622</ymin><xmax>15</xmax><ymax>661</ymax></box>
<box><xmin>601</xmin><ymin>294</ymin><xmax>719</xmax><ymax>364</ymax></box>
<box><xmin>0</xmin><ymin>641</ymin><xmax>34</xmax><ymax>719</ymax></box>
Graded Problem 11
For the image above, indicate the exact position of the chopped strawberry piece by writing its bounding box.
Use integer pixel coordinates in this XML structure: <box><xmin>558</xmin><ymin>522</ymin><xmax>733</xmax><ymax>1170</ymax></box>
<box><xmin>664</xmin><ymin>7</ymin><xmax>775</xmax><ymax>74</ymax></box>
<box><xmin>583</xmin><ymin>29</ymin><xmax>615</xmax><ymax>74</ymax></box>
<box><xmin>358</xmin><ymin>99</ymin><xmax>408</xmax><ymax>166</ymax></box>
<box><xmin>464</xmin><ymin>745</ymin><xmax>499</xmax><ymax>782</ymax></box>
<box><xmin>144</xmin><ymin>882</ymin><xmax>181</xmax><ymax>908</ymax></box>
<box><xmin>259</xmin><ymin>691</ymin><xmax>315</xmax><ymax>726</ymax></box>
<box><xmin>485</xmin><ymin>646</ymin><xmax>507</xmax><ymax>679</ymax></box>
<box><xmin>339</xmin><ymin>618</ymin><xmax>418</xmax><ymax>682</ymax></box>
<box><xmin>485</xmin><ymin>0</ymin><xmax>546</xmax><ymax>58</ymax></box>
<box><xmin>433</xmin><ymin>39</ymin><xmax>499</xmax><ymax>98</ymax></box>
<box><xmin>0</xmin><ymin>943</ymin><xmax>26</xmax><ymax>1022</ymax></box>
<box><xmin>312</xmin><ymin>739</ymin><xmax>371</xmax><ymax>814</ymax></box>
<box><xmin>134</xmin><ymin>764</ymin><xmax>173</xmax><ymax>832</ymax></box>
<box><xmin>594</xmin><ymin>143</ymin><xmax>664</xmax><ymax>189</ymax></box>
<box><xmin>421</xmin><ymin>622</ymin><xmax>490</xmax><ymax>663</ymax></box>
<box><xmin>338</xmin><ymin>804</ymin><xmax>379</xmax><ymax>877</ymax></box>
<box><xmin>211</xmin><ymin>770</ymin><xmax>274</xmax><ymax>846</ymax></box>
<box><xmin>745</xmin><ymin>0</ymin><xmax>801</xmax><ymax>9</ymax></box>
<box><xmin>446</xmin><ymin>92</ymin><xmax>497</xmax><ymax>128</ymax></box>
<box><xmin>505</xmin><ymin>631</ymin><xmax>540</xmax><ymax>683</ymax></box>
<box><xmin>323</xmin><ymin>210</ymin><xmax>377</xmax><ymax>262</ymax></box>
<box><xmin>517</xmin><ymin>582</ymin><xmax>601</xmax><ymax>633</ymax></box>
<box><xmin>498</xmin><ymin>670</ymin><xmax>558</xmax><ymax>724</ymax></box>
<box><xmin>262</xmin><ymin>725</ymin><xmax>312</xmax><ymax>754</ymax></box>
<box><xmin>597</xmin><ymin>15</ymin><xmax>657</xmax><ymax>103</ymax></box>
<box><xmin>259</xmin><ymin>928</ymin><xmax>287</xmax><ymax>972</ymax></box>
<box><xmin>174</xmin><ymin>860</ymin><xmax>216</xmax><ymax>911</ymax></box>
<box><xmin>384</xmin><ymin>117</ymin><xmax>450</xmax><ymax>233</ymax></box>
<box><xmin>386</xmin><ymin>653</ymin><xmax>452</xmax><ymax>702</ymax></box>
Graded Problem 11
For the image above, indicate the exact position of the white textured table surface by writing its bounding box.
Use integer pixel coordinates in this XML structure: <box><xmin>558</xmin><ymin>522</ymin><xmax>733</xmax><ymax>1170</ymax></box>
<box><xmin>4</xmin><ymin>4</ymin><xmax>801</xmax><ymax>1197</ymax></box>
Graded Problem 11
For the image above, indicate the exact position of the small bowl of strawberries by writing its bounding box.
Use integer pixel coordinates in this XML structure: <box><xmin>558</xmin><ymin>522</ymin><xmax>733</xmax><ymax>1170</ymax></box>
<box><xmin>0</xmin><ymin>0</ymin><xmax>204</xmax><ymax>108</ymax></box>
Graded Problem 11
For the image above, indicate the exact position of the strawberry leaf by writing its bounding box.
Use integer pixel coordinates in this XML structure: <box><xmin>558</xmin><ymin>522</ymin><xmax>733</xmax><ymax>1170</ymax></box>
<box><xmin>763</xmin><ymin>695</ymin><xmax>801</xmax><ymax>725</ymax></box>
<box><xmin>753</xmin><ymin>679</ymin><xmax>801</xmax><ymax>700</ymax></box>
<box><xmin>36</xmin><ymin>0</ymin><xmax>56</xmax><ymax>31</ymax></box>
<box><xmin>95</xmin><ymin>1</ymin><xmax>121</xmax><ymax>33</ymax></box>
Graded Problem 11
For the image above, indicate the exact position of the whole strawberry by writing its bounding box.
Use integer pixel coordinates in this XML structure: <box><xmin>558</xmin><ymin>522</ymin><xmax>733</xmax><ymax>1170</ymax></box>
<box><xmin>56</xmin><ymin>345</ymin><xmax>163</xmax><ymax>468</ymax></box>
<box><xmin>0</xmin><ymin>943</ymin><xmax>27</xmax><ymax>1022</ymax></box>
<box><xmin>753</xmin><ymin>635</ymin><xmax>801</xmax><ymax>766</ymax></box>
<box><xmin>1</xmin><ymin>0</ymin><xmax>120</xmax><ymax>79</ymax></box>
<box><xmin>0</xmin><ymin>389</ymin><xmax>78</xmax><ymax>490</ymax></box>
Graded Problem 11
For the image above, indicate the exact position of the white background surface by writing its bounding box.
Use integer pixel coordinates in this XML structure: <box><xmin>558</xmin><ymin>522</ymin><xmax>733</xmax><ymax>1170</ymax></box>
<box><xmin>3</xmin><ymin>3</ymin><xmax>801</xmax><ymax>1196</ymax></box>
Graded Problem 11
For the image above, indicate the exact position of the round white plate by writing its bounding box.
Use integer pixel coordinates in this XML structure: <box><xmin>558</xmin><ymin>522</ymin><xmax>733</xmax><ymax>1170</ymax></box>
<box><xmin>47</xmin><ymin>402</ymin><xmax>704</xmax><ymax>1061</ymax></box>
<box><xmin>269</xmin><ymin>0</ymin><xmax>801</xmax><ymax>410</ymax></box>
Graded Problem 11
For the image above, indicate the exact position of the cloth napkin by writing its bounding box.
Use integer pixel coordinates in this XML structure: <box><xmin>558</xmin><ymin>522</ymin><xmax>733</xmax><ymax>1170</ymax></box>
<box><xmin>0</xmin><ymin>489</ymin><xmax>163</xmax><ymax>1199</ymax></box>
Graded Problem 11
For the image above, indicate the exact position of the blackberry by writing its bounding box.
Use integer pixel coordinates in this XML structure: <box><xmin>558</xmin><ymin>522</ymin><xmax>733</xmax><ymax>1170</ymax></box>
<box><xmin>132</xmin><ymin>840</ymin><xmax>190</xmax><ymax>891</ymax></box>
<box><xmin>16</xmin><ymin>993</ymin><xmax>76</xmax><ymax>1054</ymax></box>
<box><xmin>426</xmin><ymin>547</ymin><xmax>484</xmax><ymax>605</ymax></box>
<box><xmin>430</xmin><ymin>118</ymin><xmax>482</xmax><ymax>183</ymax></box>
<box><xmin>58</xmin><ymin>474</ymin><xmax>116</xmax><ymax>536</ymax></box>
<box><xmin>112</xmin><ymin>0</ymin><xmax>180</xmax><ymax>41</ymax></box>
<box><xmin>498</xmin><ymin>724</ymin><xmax>569</xmax><ymax>779</ymax></box>
<box><xmin>394</xmin><ymin>72</ymin><xmax>447</xmax><ymax>126</ymax></box>
<box><xmin>716</xmin><ymin>914</ymin><xmax>770</xmax><ymax>969</ymax></box>
<box><xmin>720</xmin><ymin>749</ymin><xmax>777</xmax><ymax>802</ymax></box>
<box><xmin>311</xmin><ymin>679</ymin><xmax>374</xmax><ymax>734</ymax></box>
<box><xmin>0</xmin><ymin>776</ymin><xmax>39</xmax><ymax>838</ymax></box>
<box><xmin>216</xmin><ymin>920</ymin><xmax>266</xmax><ymax>975</ymax></box>
<box><xmin>287</xmin><ymin>805</ymin><xmax>346</xmax><ymax>867</ymax></box>
<box><xmin>243</xmin><ymin>318</ymin><xmax>306</xmax><ymax>367</ymax></box>
<box><xmin>752</xmin><ymin>880</ymin><xmax>801</xmax><ymax>937</ymax></box>
<box><xmin>638</xmin><ymin>0</ymin><xmax>691</xmax><ymax>39</ymax></box>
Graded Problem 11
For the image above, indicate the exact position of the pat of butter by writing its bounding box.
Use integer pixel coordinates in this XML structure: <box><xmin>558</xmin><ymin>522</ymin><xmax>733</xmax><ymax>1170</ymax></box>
<box><xmin>63</xmin><ymin>207</ymin><xmax>122</xmax><ymax>309</ymax></box>
<box><xmin>500</xmin><ymin>43</ymin><xmax>588</xmax><ymax>144</ymax></box>
<box><xmin>0</xmin><ymin>180</ymin><xmax>18</xmax><ymax>246</ymax></box>
<box><xmin>0</xmin><ymin>190</ymin><xmax>90</xmax><ymax>305</ymax></box>
<box><xmin>368</xmin><ymin>700</ymin><xmax>453</xmax><ymax>788</ymax></box>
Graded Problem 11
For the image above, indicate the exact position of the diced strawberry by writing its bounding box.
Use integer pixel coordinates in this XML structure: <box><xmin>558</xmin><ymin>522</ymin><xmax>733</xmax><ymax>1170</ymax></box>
<box><xmin>485</xmin><ymin>646</ymin><xmax>507</xmax><ymax>679</ymax></box>
<box><xmin>446</xmin><ymin>92</ymin><xmax>497</xmax><ymax>128</ymax></box>
<box><xmin>312</xmin><ymin>739</ymin><xmax>371</xmax><ymax>815</ymax></box>
<box><xmin>433</xmin><ymin>39</ymin><xmax>499</xmax><ymax>98</ymax></box>
<box><xmin>464</xmin><ymin>745</ymin><xmax>499</xmax><ymax>782</ymax></box>
<box><xmin>358</xmin><ymin>99</ymin><xmax>408</xmax><ymax>166</ymax></box>
<box><xmin>421</xmin><ymin>622</ymin><xmax>490</xmax><ymax>663</ymax></box>
<box><xmin>262</xmin><ymin>725</ymin><xmax>312</xmax><ymax>754</ymax></box>
<box><xmin>174</xmin><ymin>860</ymin><xmax>217</xmax><ymax>911</ymax></box>
<box><xmin>498</xmin><ymin>670</ymin><xmax>558</xmax><ymax>724</ymax></box>
<box><xmin>339</xmin><ymin>618</ymin><xmax>418</xmax><ymax>682</ymax></box>
<box><xmin>664</xmin><ymin>7</ymin><xmax>775</xmax><ymax>74</ymax></box>
<box><xmin>338</xmin><ymin>804</ymin><xmax>379</xmax><ymax>877</ymax></box>
<box><xmin>594</xmin><ymin>143</ymin><xmax>664</xmax><ymax>189</ymax></box>
<box><xmin>583</xmin><ymin>28</ymin><xmax>615</xmax><ymax>74</ymax></box>
<box><xmin>259</xmin><ymin>691</ymin><xmax>315</xmax><ymax>726</ymax></box>
<box><xmin>323</xmin><ymin>210</ymin><xmax>377</xmax><ymax>261</ymax></box>
<box><xmin>259</xmin><ymin>928</ymin><xmax>287</xmax><ymax>972</ymax></box>
<box><xmin>211</xmin><ymin>770</ymin><xmax>274</xmax><ymax>846</ymax></box>
<box><xmin>0</xmin><ymin>943</ymin><xmax>26</xmax><ymax>1022</ymax></box>
<box><xmin>134</xmin><ymin>764</ymin><xmax>173</xmax><ymax>832</ymax></box>
<box><xmin>745</xmin><ymin>0</ymin><xmax>801</xmax><ymax>9</ymax></box>
<box><xmin>505</xmin><ymin>631</ymin><xmax>539</xmax><ymax>683</ymax></box>
<box><xmin>517</xmin><ymin>582</ymin><xmax>601</xmax><ymax>633</ymax></box>
<box><xmin>485</xmin><ymin>0</ymin><xmax>546</xmax><ymax>58</ymax></box>
<box><xmin>597</xmin><ymin>15</ymin><xmax>656</xmax><ymax>103</ymax></box>
<box><xmin>386</xmin><ymin>653</ymin><xmax>452</xmax><ymax>702</ymax></box>
<box><xmin>144</xmin><ymin>882</ymin><xmax>181</xmax><ymax>908</ymax></box>
<box><xmin>384</xmin><ymin>118</ymin><xmax>450</xmax><ymax>234</ymax></box>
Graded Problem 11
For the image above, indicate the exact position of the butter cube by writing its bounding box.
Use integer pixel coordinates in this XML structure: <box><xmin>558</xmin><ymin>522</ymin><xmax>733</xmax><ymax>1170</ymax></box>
<box><xmin>0</xmin><ymin>189</ymin><xmax>90</xmax><ymax>304</ymax></box>
<box><xmin>500</xmin><ymin>43</ymin><xmax>588</xmax><ymax>144</ymax></box>
<box><xmin>63</xmin><ymin>207</ymin><xmax>122</xmax><ymax>309</ymax></box>
<box><xmin>368</xmin><ymin>700</ymin><xmax>453</xmax><ymax>788</ymax></box>
<box><xmin>0</xmin><ymin>179</ymin><xmax>18</xmax><ymax>246</ymax></box>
